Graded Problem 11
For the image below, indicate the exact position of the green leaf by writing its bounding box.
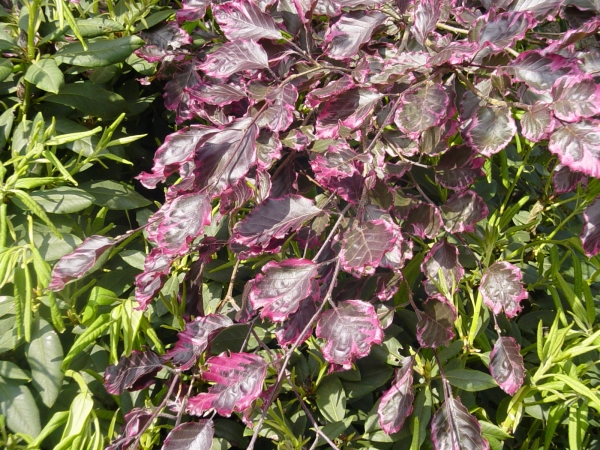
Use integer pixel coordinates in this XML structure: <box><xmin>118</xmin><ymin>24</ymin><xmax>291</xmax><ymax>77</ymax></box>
<box><xmin>14</xmin><ymin>177</ymin><xmax>63</xmax><ymax>190</ymax></box>
<box><xmin>78</xmin><ymin>180</ymin><xmax>151</xmax><ymax>210</ymax></box>
<box><xmin>54</xmin><ymin>36</ymin><xmax>145</xmax><ymax>67</ymax></box>
<box><xmin>316</xmin><ymin>375</ymin><xmax>346</xmax><ymax>423</ymax></box>
<box><xmin>445</xmin><ymin>369</ymin><xmax>498</xmax><ymax>392</ymax></box>
<box><xmin>0</xmin><ymin>381</ymin><xmax>41</xmax><ymax>437</ymax></box>
<box><xmin>27</xmin><ymin>411</ymin><xmax>69</xmax><ymax>449</ymax></box>
<box><xmin>72</xmin><ymin>17</ymin><xmax>124</xmax><ymax>38</ymax></box>
<box><xmin>0</xmin><ymin>106</ymin><xmax>15</xmax><ymax>150</ymax></box>
<box><xmin>0</xmin><ymin>58</ymin><xmax>13</xmax><ymax>82</ymax></box>
<box><xmin>44</xmin><ymin>82</ymin><xmax>128</xmax><ymax>119</ymax></box>
<box><xmin>32</xmin><ymin>230</ymin><xmax>81</xmax><ymax>262</ymax></box>
<box><xmin>27</xmin><ymin>186</ymin><xmax>95</xmax><ymax>214</ymax></box>
<box><xmin>0</xmin><ymin>314</ymin><xmax>18</xmax><ymax>353</ymax></box>
<box><xmin>24</xmin><ymin>58</ymin><xmax>64</xmax><ymax>94</ymax></box>
<box><xmin>62</xmin><ymin>314</ymin><xmax>112</xmax><ymax>370</ymax></box>
<box><xmin>26</xmin><ymin>317</ymin><xmax>64</xmax><ymax>407</ymax></box>
<box><xmin>9</xmin><ymin>189</ymin><xmax>62</xmax><ymax>237</ymax></box>
<box><xmin>0</xmin><ymin>361</ymin><xmax>31</xmax><ymax>383</ymax></box>
<box><xmin>61</xmin><ymin>392</ymin><xmax>93</xmax><ymax>439</ymax></box>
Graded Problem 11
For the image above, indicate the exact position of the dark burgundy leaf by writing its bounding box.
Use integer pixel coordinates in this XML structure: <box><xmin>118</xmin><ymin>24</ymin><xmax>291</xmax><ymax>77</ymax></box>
<box><xmin>551</xmin><ymin>75</ymin><xmax>600</xmax><ymax>122</ymax></box>
<box><xmin>316</xmin><ymin>300</ymin><xmax>384</xmax><ymax>370</ymax></box>
<box><xmin>553</xmin><ymin>164</ymin><xmax>587</xmax><ymax>195</ymax></box>
<box><xmin>176</xmin><ymin>0</ymin><xmax>210</xmax><ymax>23</ymax></box>
<box><xmin>229</xmin><ymin>195</ymin><xmax>322</xmax><ymax>258</ymax></box>
<box><xmin>135</xmin><ymin>249</ymin><xmax>173</xmax><ymax>310</ymax></box>
<box><xmin>104</xmin><ymin>350</ymin><xmax>162</xmax><ymax>395</ymax></box>
<box><xmin>137</xmin><ymin>22</ymin><xmax>191</xmax><ymax>62</ymax></box>
<box><xmin>480</xmin><ymin>261</ymin><xmax>527</xmax><ymax>318</ymax></box>
<box><xmin>249</xmin><ymin>258</ymin><xmax>318</xmax><ymax>322</ymax></box>
<box><xmin>435</xmin><ymin>146</ymin><xmax>485</xmax><ymax>190</ymax></box>
<box><xmin>464</xmin><ymin>105</ymin><xmax>516</xmax><ymax>156</ymax></box>
<box><xmin>506</xmin><ymin>50</ymin><xmax>583</xmax><ymax>93</ymax></box>
<box><xmin>324</xmin><ymin>11</ymin><xmax>387</xmax><ymax>59</ymax></box>
<box><xmin>199</xmin><ymin>40</ymin><xmax>269</xmax><ymax>79</ymax></box>
<box><xmin>476</xmin><ymin>11</ymin><xmax>536</xmax><ymax>51</ymax></box>
<box><xmin>440</xmin><ymin>190</ymin><xmax>489</xmax><ymax>233</ymax></box>
<box><xmin>404</xmin><ymin>203</ymin><xmax>443</xmax><ymax>239</ymax></box>
<box><xmin>377</xmin><ymin>358</ymin><xmax>415</xmax><ymax>434</ymax></box>
<box><xmin>548</xmin><ymin>120</ymin><xmax>600</xmax><ymax>178</ymax></box>
<box><xmin>163</xmin><ymin>420</ymin><xmax>214</xmax><ymax>450</ymax></box>
<box><xmin>581</xmin><ymin>196</ymin><xmax>600</xmax><ymax>257</ymax></box>
<box><xmin>163</xmin><ymin>315</ymin><xmax>233</xmax><ymax>371</ymax></box>
<box><xmin>106</xmin><ymin>409</ymin><xmax>153</xmax><ymax>450</ymax></box>
<box><xmin>520</xmin><ymin>102</ymin><xmax>557</xmax><ymax>142</ymax></box>
<box><xmin>340</xmin><ymin>220</ymin><xmax>396</xmax><ymax>277</ymax></box>
<box><xmin>395</xmin><ymin>83</ymin><xmax>449</xmax><ymax>139</ymax></box>
<box><xmin>316</xmin><ymin>88</ymin><xmax>381</xmax><ymax>139</ymax></box>
<box><xmin>275</xmin><ymin>296</ymin><xmax>318</xmax><ymax>346</ymax></box>
<box><xmin>421</xmin><ymin>239</ymin><xmax>464</xmax><ymax>298</ymax></box>
<box><xmin>413</xmin><ymin>0</ymin><xmax>442</xmax><ymax>45</ymax></box>
<box><xmin>490</xmin><ymin>336</ymin><xmax>525</xmax><ymax>395</ymax></box>
<box><xmin>431</xmin><ymin>396</ymin><xmax>490</xmax><ymax>450</ymax></box>
<box><xmin>164</xmin><ymin>60</ymin><xmax>201</xmax><ymax>124</ymax></box>
<box><xmin>49</xmin><ymin>236</ymin><xmax>117</xmax><ymax>291</ymax></box>
<box><xmin>187</xmin><ymin>352</ymin><xmax>267</xmax><ymax>417</ymax></box>
<box><xmin>305</xmin><ymin>75</ymin><xmax>355</xmax><ymax>108</ymax></box>
<box><xmin>416</xmin><ymin>297</ymin><xmax>456</xmax><ymax>348</ymax></box>
<box><xmin>214</xmin><ymin>1</ymin><xmax>281</xmax><ymax>41</ymax></box>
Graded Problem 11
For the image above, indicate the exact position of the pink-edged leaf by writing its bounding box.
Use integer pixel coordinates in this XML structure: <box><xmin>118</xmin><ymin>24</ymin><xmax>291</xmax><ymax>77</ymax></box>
<box><xmin>213</xmin><ymin>1</ymin><xmax>281</xmax><ymax>41</ymax></box>
<box><xmin>480</xmin><ymin>261</ymin><xmax>527</xmax><ymax>318</ymax></box>
<box><xmin>548</xmin><ymin>120</ymin><xmax>600</xmax><ymax>178</ymax></box>
<box><xmin>421</xmin><ymin>239</ymin><xmax>464</xmax><ymax>298</ymax></box>
<box><xmin>199</xmin><ymin>40</ymin><xmax>269</xmax><ymax>79</ymax></box>
<box><xmin>49</xmin><ymin>236</ymin><xmax>117</xmax><ymax>291</ymax></box>
<box><xmin>311</xmin><ymin>142</ymin><xmax>363</xmax><ymax>183</ymax></box>
<box><xmin>413</xmin><ymin>0</ymin><xmax>442</xmax><ymax>45</ymax></box>
<box><xmin>176</xmin><ymin>0</ymin><xmax>210</xmax><ymax>23</ymax></box>
<box><xmin>189</xmin><ymin>83</ymin><xmax>247</xmax><ymax>107</ymax></box>
<box><xmin>490</xmin><ymin>336</ymin><xmax>525</xmax><ymax>395</ymax></box>
<box><xmin>440</xmin><ymin>190</ymin><xmax>489</xmax><ymax>233</ymax></box>
<box><xmin>187</xmin><ymin>352</ymin><xmax>267</xmax><ymax>417</ymax></box>
<box><xmin>164</xmin><ymin>60</ymin><xmax>201</xmax><ymax>124</ymax></box>
<box><xmin>551</xmin><ymin>75</ymin><xmax>600</xmax><ymax>122</ymax></box>
<box><xmin>259</xmin><ymin>84</ymin><xmax>298</xmax><ymax>132</ymax></box>
<box><xmin>163</xmin><ymin>420</ymin><xmax>214</xmax><ymax>450</ymax></box>
<box><xmin>137</xmin><ymin>22</ymin><xmax>191</xmax><ymax>62</ymax></box>
<box><xmin>506</xmin><ymin>50</ymin><xmax>583</xmax><ymax>93</ymax></box>
<box><xmin>553</xmin><ymin>164</ymin><xmax>587</xmax><ymax>195</ymax></box>
<box><xmin>305</xmin><ymin>75</ymin><xmax>355</xmax><ymax>108</ymax></box>
<box><xmin>476</xmin><ymin>11</ymin><xmax>536</xmax><ymax>51</ymax></box>
<box><xmin>465</xmin><ymin>105</ymin><xmax>516</xmax><ymax>157</ymax></box>
<box><xmin>163</xmin><ymin>315</ymin><xmax>233</xmax><ymax>371</ymax></box>
<box><xmin>104</xmin><ymin>350</ymin><xmax>162</xmax><ymax>395</ymax></box>
<box><xmin>275</xmin><ymin>296</ymin><xmax>318</xmax><ymax>346</ymax></box>
<box><xmin>428</xmin><ymin>41</ymin><xmax>480</xmax><ymax>66</ymax></box>
<box><xmin>544</xmin><ymin>17</ymin><xmax>600</xmax><ymax>54</ymax></box>
<box><xmin>431</xmin><ymin>396</ymin><xmax>490</xmax><ymax>450</ymax></box>
<box><xmin>377</xmin><ymin>357</ymin><xmax>415</xmax><ymax>434</ymax></box>
<box><xmin>316</xmin><ymin>300</ymin><xmax>384</xmax><ymax>370</ymax></box>
<box><xmin>416</xmin><ymin>297</ymin><xmax>456</xmax><ymax>348</ymax></box>
<box><xmin>340</xmin><ymin>220</ymin><xmax>396</xmax><ymax>277</ymax></box>
<box><xmin>229</xmin><ymin>195</ymin><xmax>322</xmax><ymax>258</ymax></box>
<box><xmin>106</xmin><ymin>408</ymin><xmax>154</xmax><ymax>450</ymax></box>
<box><xmin>249</xmin><ymin>258</ymin><xmax>318</xmax><ymax>322</ymax></box>
<box><xmin>404</xmin><ymin>203</ymin><xmax>443</xmax><ymax>239</ymax></box>
<box><xmin>395</xmin><ymin>83</ymin><xmax>449</xmax><ymax>139</ymax></box>
<box><xmin>511</xmin><ymin>0</ymin><xmax>562</xmax><ymax>18</ymax></box>
<box><xmin>435</xmin><ymin>146</ymin><xmax>485</xmax><ymax>190</ymax></box>
<box><xmin>380</xmin><ymin>231</ymin><xmax>413</xmax><ymax>273</ymax></box>
<box><xmin>135</xmin><ymin>249</ymin><xmax>173</xmax><ymax>310</ymax></box>
<box><xmin>582</xmin><ymin>196</ymin><xmax>600</xmax><ymax>257</ymax></box>
<box><xmin>520</xmin><ymin>102</ymin><xmax>557</xmax><ymax>142</ymax></box>
<box><xmin>316</xmin><ymin>88</ymin><xmax>381</xmax><ymax>139</ymax></box>
<box><xmin>324</xmin><ymin>11</ymin><xmax>387</xmax><ymax>59</ymax></box>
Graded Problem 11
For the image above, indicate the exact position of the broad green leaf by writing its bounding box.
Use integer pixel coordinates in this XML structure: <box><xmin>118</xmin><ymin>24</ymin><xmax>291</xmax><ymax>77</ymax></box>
<box><xmin>445</xmin><ymin>368</ymin><xmax>498</xmax><ymax>392</ymax></box>
<box><xmin>62</xmin><ymin>313</ymin><xmax>112</xmax><ymax>370</ymax></box>
<box><xmin>0</xmin><ymin>314</ymin><xmax>18</xmax><ymax>353</ymax></box>
<box><xmin>44</xmin><ymin>82</ymin><xmax>128</xmax><ymax>119</ymax></box>
<box><xmin>24</xmin><ymin>58</ymin><xmax>64</xmax><ymax>93</ymax></box>
<box><xmin>0</xmin><ymin>361</ymin><xmax>30</xmax><ymax>382</ymax></box>
<box><xmin>0</xmin><ymin>381</ymin><xmax>41</xmax><ymax>437</ymax></box>
<box><xmin>72</xmin><ymin>17</ymin><xmax>124</xmax><ymax>38</ymax></box>
<box><xmin>0</xmin><ymin>106</ymin><xmax>15</xmax><ymax>150</ymax></box>
<box><xmin>26</xmin><ymin>317</ymin><xmax>64</xmax><ymax>407</ymax></box>
<box><xmin>27</xmin><ymin>186</ymin><xmax>94</xmax><ymax>214</ymax></box>
<box><xmin>54</xmin><ymin>35</ymin><xmax>145</xmax><ymax>67</ymax></box>
<box><xmin>9</xmin><ymin>189</ymin><xmax>62</xmax><ymax>237</ymax></box>
<box><xmin>32</xmin><ymin>230</ymin><xmax>81</xmax><ymax>262</ymax></box>
<box><xmin>316</xmin><ymin>375</ymin><xmax>346</xmax><ymax>423</ymax></box>
<box><xmin>79</xmin><ymin>180</ymin><xmax>151</xmax><ymax>210</ymax></box>
<box><xmin>0</xmin><ymin>58</ymin><xmax>13</xmax><ymax>82</ymax></box>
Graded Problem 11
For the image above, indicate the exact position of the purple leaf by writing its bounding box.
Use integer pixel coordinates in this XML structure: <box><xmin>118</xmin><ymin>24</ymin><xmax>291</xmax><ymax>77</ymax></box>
<box><xmin>187</xmin><ymin>352</ymin><xmax>267</xmax><ymax>417</ymax></box>
<box><xmin>489</xmin><ymin>336</ymin><xmax>525</xmax><ymax>395</ymax></box>
<box><xmin>428</xmin><ymin>41</ymin><xmax>480</xmax><ymax>66</ymax></box>
<box><xmin>135</xmin><ymin>249</ymin><xmax>173</xmax><ymax>310</ymax></box>
<box><xmin>305</xmin><ymin>75</ymin><xmax>355</xmax><ymax>108</ymax></box>
<box><xmin>506</xmin><ymin>50</ymin><xmax>583</xmax><ymax>93</ymax></box>
<box><xmin>553</xmin><ymin>164</ymin><xmax>587</xmax><ymax>195</ymax></box>
<box><xmin>163</xmin><ymin>60</ymin><xmax>201</xmax><ymax>124</ymax></box>
<box><xmin>421</xmin><ymin>239</ymin><xmax>464</xmax><ymax>298</ymax></box>
<box><xmin>431</xmin><ymin>396</ymin><xmax>490</xmax><ymax>450</ymax></box>
<box><xmin>316</xmin><ymin>88</ymin><xmax>381</xmax><ymax>139</ymax></box>
<box><xmin>107</xmin><ymin>409</ymin><xmax>153</xmax><ymax>450</ymax></box>
<box><xmin>377</xmin><ymin>358</ymin><xmax>415</xmax><ymax>434</ymax></box>
<box><xmin>49</xmin><ymin>236</ymin><xmax>117</xmax><ymax>291</ymax></box>
<box><xmin>163</xmin><ymin>420</ymin><xmax>214</xmax><ymax>450</ymax></box>
<box><xmin>176</xmin><ymin>0</ymin><xmax>210</xmax><ymax>23</ymax></box>
<box><xmin>440</xmin><ymin>190</ymin><xmax>489</xmax><ymax>233</ymax></box>
<box><xmin>394</xmin><ymin>83</ymin><xmax>449</xmax><ymax>139</ymax></box>
<box><xmin>163</xmin><ymin>315</ymin><xmax>233</xmax><ymax>371</ymax></box>
<box><xmin>543</xmin><ymin>16</ymin><xmax>600</xmax><ymax>54</ymax></box>
<box><xmin>480</xmin><ymin>261</ymin><xmax>527</xmax><ymax>318</ymax></box>
<box><xmin>316</xmin><ymin>300</ymin><xmax>384</xmax><ymax>370</ymax></box>
<box><xmin>199</xmin><ymin>40</ymin><xmax>269</xmax><ymax>79</ymax></box>
<box><xmin>137</xmin><ymin>22</ymin><xmax>191</xmax><ymax>62</ymax></box>
<box><xmin>413</xmin><ymin>0</ymin><xmax>442</xmax><ymax>45</ymax></box>
<box><xmin>229</xmin><ymin>195</ymin><xmax>322</xmax><ymax>258</ymax></box>
<box><xmin>551</xmin><ymin>75</ymin><xmax>600</xmax><ymax>122</ymax></box>
<box><xmin>213</xmin><ymin>1</ymin><xmax>281</xmax><ymax>41</ymax></box>
<box><xmin>340</xmin><ymin>220</ymin><xmax>397</xmax><ymax>277</ymax></box>
<box><xmin>511</xmin><ymin>0</ymin><xmax>562</xmax><ymax>18</ymax></box>
<box><xmin>324</xmin><ymin>11</ymin><xmax>387</xmax><ymax>59</ymax></box>
<box><xmin>464</xmin><ymin>105</ymin><xmax>516</xmax><ymax>157</ymax></box>
<box><xmin>581</xmin><ymin>196</ymin><xmax>600</xmax><ymax>257</ymax></box>
<box><xmin>548</xmin><ymin>120</ymin><xmax>600</xmax><ymax>178</ymax></box>
<box><xmin>416</xmin><ymin>297</ymin><xmax>456</xmax><ymax>348</ymax></box>
<box><xmin>476</xmin><ymin>11</ymin><xmax>536</xmax><ymax>51</ymax></box>
<box><xmin>249</xmin><ymin>259</ymin><xmax>318</xmax><ymax>322</ymax></box>
<box><xmin>311</xmin><ymin>142</ymin><xmax>363</xmax><ymax>182</ymax></box>
<box><xmin>189</xmin><ymin>83</ymin><xmax>247</xmax><ymax>107</ymax></box>
<box><xmin>435</xmin><ymin>146</ymin><xmax>485</xmax><ymax>190</ymax></box>
<box><xmin>275</xmin><ymin>296</ymin><xmax>318</xmax><ymax>346</ymax></box>
<box><xmin>259</xmin><ymin>84</ymin><xmax>299</xmax><ymax>132</ymax></box>
<box><xmin>404</xmin><ymin>203</ymin><xmax>443</xmax><ymax>239</ymax></box>
<box><xmin>104</xmin><ymin>350</ymin><xmax>162</xmax><ymax>395</ymax></box>
<box><xmin>520</xmin><ymin>102</ymin><xmax>557</xmax><ymax>142</ymax></box>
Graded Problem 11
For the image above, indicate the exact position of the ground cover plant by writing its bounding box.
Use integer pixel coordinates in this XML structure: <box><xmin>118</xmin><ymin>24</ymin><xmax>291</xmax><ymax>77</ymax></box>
<box><xmin>2</xmin><ymin>0</ymin><xmax>600</xmax><ymax>448</ymax></box>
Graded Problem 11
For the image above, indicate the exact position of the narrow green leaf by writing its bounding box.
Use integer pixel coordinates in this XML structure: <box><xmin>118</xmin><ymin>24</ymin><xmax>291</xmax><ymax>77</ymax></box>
<box><xmin>42</xmin><ymin>150</ymin><xmax>78</xmax><ymax>185</ymax></box>
<box><xmin>569</xmin><ymin>402</ymin><xmax>588</xmax><ymax>450</ymax></box>
<box><xmin>45</xmin><ymin>126</ymin><xmax>102</xmax><ymax>146</ymax></box>
<box><xmin>60</xmin><ymin>392</ymin><xmax>93</xmax><ymax>441</ymax></box>
<box><xmin>9</xmin><ymin>189</ymin><xmax>62</xmax><ymax>238</ymax></box>
<box><xmin>27</xmin><ymin>411</ymin><xmax>69</xmax><ymax>449</ymax></box>
<box><xmin>57</xmin><ymin>0</ymin><xmax>87</xmax><ymax>49</ymax></box>
<box><xmin>547</xmin><ymin>374</ymin><xmax>600</xmax><ymax>413</ymax></box>
<box><xmin>14</xmin><ymin>177</ymin><xmax>62</xmax><ymax>190</ymax></box>
<box><xmin>47</xmin><ymin>292</ymin><xmax>65</xmax><ymax>333</ymax></box>
<box><xmin>62</xmin><ymin>314</ymin><xmax>112</xmax><ymax>370</ymax></box>
<box><xmin>24</xmin><ymin>58</ymin><xmax>64</xmax><ymax>94</ymax></box>
<box><xmin>54</xmin><ymin>36</ymin><xmax>144</xmax><ymax>67</ymax></box>
<box><xmin>29</xmin><ymin>245</ymin><xmax>51</xmax><ymax>288</ymax></box>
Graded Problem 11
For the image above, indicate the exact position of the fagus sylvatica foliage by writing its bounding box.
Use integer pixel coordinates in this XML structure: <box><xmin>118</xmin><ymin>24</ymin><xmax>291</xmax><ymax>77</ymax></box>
<box><xmin>40</xmin><ymin>0</ymin><xmax>600</xmax><ymax>449</ymax></box>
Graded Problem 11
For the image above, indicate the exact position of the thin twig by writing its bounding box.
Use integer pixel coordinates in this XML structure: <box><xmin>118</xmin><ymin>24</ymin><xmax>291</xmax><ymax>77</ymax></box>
<box><xmin>313</xmin><ymin>204</ymin><xmax>351</xmax><ymax>262</ymax></box>
<box><xmin>215</xmin><ymin>259</ymin><xmax>240</xmax><ymax>313</ymax></box>
<box><xmin>175</xmin><ymin>377</ymin><xmax>196</xmax><ymax>427</ymax></box>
